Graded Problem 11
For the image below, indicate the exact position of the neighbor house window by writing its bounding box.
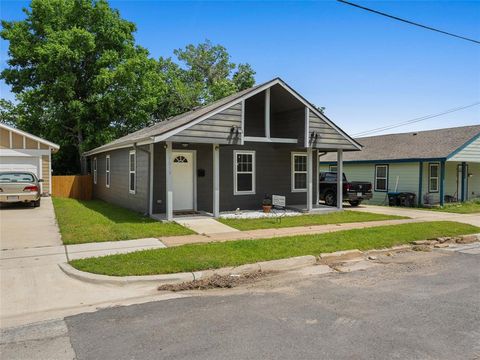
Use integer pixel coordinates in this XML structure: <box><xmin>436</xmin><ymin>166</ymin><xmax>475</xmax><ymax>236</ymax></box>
<box><xmin>329</xmin><ymin>165</ymin><xmax>338</xmax><ymax>172</ymax></box>
<box><xmin>129</xmin><ymin>150</ymin><xmax>136</xmax><ymax>194</ymax></box>
<box><xmin>105</xmin><ymin>155</ymin><xmax>110</xmax><ymax>188</ymax></box>
<box><xmin>234</xmin><ymin>150</ymin><xmax>255</xmax><ymax>195</ymax></box>
<box><xmin>374</xmin><ymin>164</ymin><xmax>388</xmax><ymax>192</ymax></box>
<box><xmin>93</xmin><ymin>157</ymin><xmax>97</xmax><ymax>185</ymax></box>
<box><xmin>429</xmin><ymin>163</ymin><xmax>439</xmax><ymax>193</ymax></box>
<box><xmin>292</xmin><ymin>153</ymin><xmax>307</xmax><ymax>192</ymax></box>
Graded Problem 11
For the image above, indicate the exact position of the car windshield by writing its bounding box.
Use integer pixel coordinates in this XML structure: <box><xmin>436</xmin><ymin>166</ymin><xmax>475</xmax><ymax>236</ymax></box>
<box><xmin>0</xmin><ymin>172</ymin><xmax>35</xmax><ymax>183</ymax></box>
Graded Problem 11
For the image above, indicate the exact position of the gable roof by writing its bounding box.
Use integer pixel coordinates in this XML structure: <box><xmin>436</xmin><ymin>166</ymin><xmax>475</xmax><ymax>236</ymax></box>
<box><xmin>321</xmin><ymin>125</ymin><xmax>480</xmax><ymax>162</ymax></box>
<box><xmin>0</xmin><ymin>122</ymin><xmax>60</xmax><ymax>151</ymax></box>
<box><xmin>84</xmin><ymin>78</ymin><xmax>361</xmax><ymax>156</ymax></box>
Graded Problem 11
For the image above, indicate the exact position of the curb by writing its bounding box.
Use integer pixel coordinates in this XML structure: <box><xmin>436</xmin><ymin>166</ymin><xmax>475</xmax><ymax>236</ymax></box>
<box><xmin>59</xmin><ymin>255</ymin><xmax>316</xmax><ymax>287</ymax></box>
<box><xmin>318</xmin><ymin>249</ymin><xmax>364</xmax><ymax>264</ymax></box>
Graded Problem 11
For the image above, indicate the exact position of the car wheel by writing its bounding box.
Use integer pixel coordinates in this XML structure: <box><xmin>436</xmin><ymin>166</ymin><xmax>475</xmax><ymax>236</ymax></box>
<box><xmin>349</xmin><ymin>201</ymin><xmax>360</xmax><ymax>207</ymax></box>
<box><xmin>324</xmin><ymin>192</ymin><xmax>336</xmax><ymax>207</ymax></box>
<box><xmin>33</xmin><ymin>199</ymin><xmax>41</xmax><ymax>207</ymax></box>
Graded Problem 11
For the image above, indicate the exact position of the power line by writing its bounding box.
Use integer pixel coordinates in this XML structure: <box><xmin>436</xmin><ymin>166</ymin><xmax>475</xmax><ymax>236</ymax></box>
<box><xmin>337</xmin><ymin>0</ymin><xmax>480</xmax><ymax>45</ymax></box>
<box><xmin>353</xmin><ymin>102</ymin><xmax>480</xmax><ymax>137</ymax></box>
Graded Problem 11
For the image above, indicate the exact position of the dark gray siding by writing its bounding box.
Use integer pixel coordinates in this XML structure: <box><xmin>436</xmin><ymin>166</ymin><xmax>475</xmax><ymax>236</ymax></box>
<box><xmin>309</xmin><ymin>112</ymin><xmax>354</xmax><ymax>148</ymax></box>
<box><xmin>152</xmin><ymin>143</ymin><xmax>213</xmax><ymax>214</ymax></box>
<box><xmin>244</xmin><ymin>92</ymin><xmax>266</xmax><ymax>137</ymax></box>
<box><xmin>219</xmin><ymin>143</ymin><xmax>315</xmax><ymax>211</ymax></box>
<box><xmin>92</xmin><ymin>146</ymin><xmax>149</xmax><ymax>214</ymax></box>
<box><xmin>270</xmin><ymin>108</ymin><xmax>305</xmax><ymax>143</ymax></box>
<box><xmin>169</xmin><ymin>103</ymin><xmax>242</xmax><ymax>145</ymax></box>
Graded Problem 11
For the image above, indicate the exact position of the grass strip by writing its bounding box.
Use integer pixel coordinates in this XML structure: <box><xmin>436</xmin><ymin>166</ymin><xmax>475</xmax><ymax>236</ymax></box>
<box><xmin>70</xmin><ymin>221</ymin><xmax>479</xmax><ymax>276</ymax></box>
<box><xmin>219</xmin><ymin>210</ymin><xmax>407</xmax><ymax>230</ymax></box>
<box><xmin>53</xmin><ymin>197</ymin><xmax>193</xmax><ymax>245</ymax></box>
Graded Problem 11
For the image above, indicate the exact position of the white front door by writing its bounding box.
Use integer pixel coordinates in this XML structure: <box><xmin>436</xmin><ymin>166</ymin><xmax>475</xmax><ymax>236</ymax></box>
<box><xmin>172</xmin><ymin>151</ymin><xmax>194</xmax><ymax>211</ymax></box>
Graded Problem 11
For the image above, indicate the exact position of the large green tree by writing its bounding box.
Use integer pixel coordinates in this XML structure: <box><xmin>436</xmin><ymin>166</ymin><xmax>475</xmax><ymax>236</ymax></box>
<box><xmin>1</xmin><ymin>0</ymin><xmax>165</xmax><ymax>173</ymax></box>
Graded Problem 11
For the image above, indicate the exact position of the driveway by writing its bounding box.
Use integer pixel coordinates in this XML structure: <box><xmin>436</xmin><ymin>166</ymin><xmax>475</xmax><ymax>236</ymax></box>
<box><xmin>0</xmin><ymin>198</ymin><xmax>62</xmax><ymax>250</ymax></box>
<box><xmin>350</xmin><ymin>204</ymin><xmax>480</xmax><ymax>227</ymax></box>
<box><xmin>0</xmin><ymin>197</ymin><xmax>182</xmax><ymax>328</ymax></box>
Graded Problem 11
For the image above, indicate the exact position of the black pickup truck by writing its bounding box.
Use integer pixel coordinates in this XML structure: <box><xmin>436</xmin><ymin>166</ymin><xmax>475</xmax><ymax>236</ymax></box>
<box><xmin>319</xmin><ymin>172</ymin><xmax>372</xmax><ymax>207</ymax></box>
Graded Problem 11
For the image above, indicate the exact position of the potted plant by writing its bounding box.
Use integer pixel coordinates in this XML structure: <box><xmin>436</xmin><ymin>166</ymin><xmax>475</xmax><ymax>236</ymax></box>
<box><xmin>262</xmin><ymin>194</ymin><xmax>272</xmax><ymax>213</ymax></box>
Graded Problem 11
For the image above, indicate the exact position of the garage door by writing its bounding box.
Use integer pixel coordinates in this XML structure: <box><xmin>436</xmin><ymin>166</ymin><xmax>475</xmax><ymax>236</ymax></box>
<box><xmin>0</xmin><ymin>156</ymin><xmax>39</xmax><ymax>177</ymax></box>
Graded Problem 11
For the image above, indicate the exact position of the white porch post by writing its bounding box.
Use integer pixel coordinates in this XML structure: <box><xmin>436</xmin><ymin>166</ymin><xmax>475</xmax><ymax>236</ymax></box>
<box><xmin>165</xmin><ymin>141</ymin><xmax>173</xmax><ymax>221</ymax></box>
<box><xmin>149</xmin><ymin>143</ymin><xmax>154</xmax><ymax>216</ymax></box>
<box><xmin>337</xmin><ymin>149</ymin><xmax>343</xmax><ymax>210</ymax></box>
<box><xmin>315</xmin><ymin>150</ymin><xmax>320</xmax><ymax>205</ymax></box>
<box><xmin>213</xmin><ymin>144</ymin><xmax>220</xmax><ymax>217</ymax></box>
<box><xmin>307</xmin><ymin>147</ymin><xmax>313</xmax><ymax>212</ymax></box>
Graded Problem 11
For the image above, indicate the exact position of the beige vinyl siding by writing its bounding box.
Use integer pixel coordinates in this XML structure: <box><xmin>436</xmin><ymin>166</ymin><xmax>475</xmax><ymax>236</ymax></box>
<box><xmin>170</xmin><ymin>103</ymin><xmax>242</xmax><ymax>145</ymax></box>
<box><xmin>448</xmin><ymin>136</ymin><xmax>480</xmax><ymax>162</ymax></box>
<box><xmin>0</xmin><ymin>128</ymin><xmax>10</xmax><ymax>148</ymax></box>
<box><xmin>320</xmin><ymin>161</ymin><xmax>420</xmax><ymax>205</ymax></box>
<box><xmin>41</xmin><ymin>155</ymin><xmax>50</xmax><ymax>194</ymax></box>
<box><xmin>12</xmin><ymin>132</ymin><xmax>23</xmax><ymax>148</ymax></box>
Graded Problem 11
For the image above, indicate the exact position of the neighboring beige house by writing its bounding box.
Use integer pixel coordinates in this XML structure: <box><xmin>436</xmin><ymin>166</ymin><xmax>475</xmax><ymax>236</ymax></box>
<box><xmin>0</xmin><ymin>123</ymin><xmax>60</xmax><ymax>195</ymax></box>
<box><xmin>320</xmin><ymin>125</ymin><xmax>480</xmax><ymax>206</ymax></box>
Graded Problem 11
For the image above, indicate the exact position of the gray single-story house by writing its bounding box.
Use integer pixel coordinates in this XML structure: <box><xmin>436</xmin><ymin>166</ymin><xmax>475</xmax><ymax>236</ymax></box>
<box><xmin>320</xmin><ymin>125</ymin><xmax>480</xmax><ymax>206</ymax></box>
<box><xmin>84</xmin><ymin>78</ymin><xmax>362</xmax><ymax>219</ymax></box>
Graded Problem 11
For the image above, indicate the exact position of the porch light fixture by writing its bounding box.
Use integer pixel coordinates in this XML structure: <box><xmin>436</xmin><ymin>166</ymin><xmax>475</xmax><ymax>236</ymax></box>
<box><xmin>230</xmin><ymin>125</ymin><xmax>242</xmax><ymax>136</ymax></box>
<box><xmin>310</xmin><ymin>131</ymin><xmax>318</xmax><ymax>141</ymax></box>
<box><xmin>468</xmin><ymin>173</ymin><xmax>473</xmax><ymax>178</ymax></box>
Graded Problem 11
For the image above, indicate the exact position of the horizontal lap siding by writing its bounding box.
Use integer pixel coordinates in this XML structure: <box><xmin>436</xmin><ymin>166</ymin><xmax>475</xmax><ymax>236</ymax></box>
<box><xmin>170</xmin><ymin>103</ymin><xmax>242</xmax><ymax>145</ymax></box>
<box><xmin>220</xmin><ymin>143</ymin><xmax>309</xmax><ymax>211</ymax></box>
<box><xmin>448</xmin><ymin>136</ymin><xmax>480</xmax><ymax>162</ymax></box>
<box><xmin>92</xmin><ymin>147</ymin><xmax>149</xmax><ymax>214</ymax></box>
<box><xmin>309</xmin><ymin>113</ymin><xmax>353</xmax><ymax>148</ymax></box>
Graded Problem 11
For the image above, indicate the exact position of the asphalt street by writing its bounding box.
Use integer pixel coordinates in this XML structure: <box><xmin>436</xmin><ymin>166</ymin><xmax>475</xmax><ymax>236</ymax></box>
<box><xmin>2</xmin><ymin>246</ymin><xmax>479</xmax><ymax>360</ymax></box>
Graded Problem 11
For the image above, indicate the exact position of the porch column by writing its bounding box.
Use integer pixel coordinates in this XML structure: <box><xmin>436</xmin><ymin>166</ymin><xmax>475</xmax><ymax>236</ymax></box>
<box><xmin>439</xmin><ymin>160</ymin><xmax>446</xmax><ymax>207</ymax></box>
<box><xmin>337</xmin><ymin>149</ymin><xmax>343</xmax><ymax>210</ymax></box>
<box><xmin>165</xmin><ymin>141</ymin><xmax>173</xmax><ymax>221</ymax></box>
<box><xmin>149</xmin><ymin>143</ymin><xmax>154</xmax><ymax>216</ymax></box>
<box><xmin>213</xmin><ymin>144</ymin><xmax>220</xmax><ymax>217</ymax></box>
<box><xmin>306</xmin><ymin>147</ymin><xmax>313</xmax><ymax>212</ymax></box>
<box><xmin>461</xmin><ymin>162</ymin><xmax>467</xmax><ymax>202</ymax></box>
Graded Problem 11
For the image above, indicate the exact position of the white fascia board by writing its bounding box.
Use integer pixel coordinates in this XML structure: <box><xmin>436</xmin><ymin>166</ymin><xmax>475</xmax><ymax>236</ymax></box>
<box><xmin>83</xmin><ymin>138</ymin><xmax>154</xmax><ymax>156</ymax></box>
<box><xmin>274</xmin><ymin>80</ymin><xmax>362</xmax><ymax>151</ymax></box>
<box><xmin>244</xmin><ymin>136</ymin><xmax>297</xmax><ymax>144</ymax></box>
<box><xmin>0</xmin><ymin>123</ymin><xmax>60</xmax><ymax>150</ymax></box>
<box><xmin>154</xmin><ymin>79</ymin><xmax>282</xmax><ymax>143</ymax></box>
<box><xmin>0</xmin><ymin>149</ymin><xmax>52</xmax><ymax>157</ymax></box>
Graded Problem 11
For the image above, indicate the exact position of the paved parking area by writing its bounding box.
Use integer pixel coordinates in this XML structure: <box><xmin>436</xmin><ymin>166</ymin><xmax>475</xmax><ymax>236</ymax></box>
<box><xmin>0</xmin><ymin>198</ymin><xmax>62</xmax><ymax>250</ymax></box>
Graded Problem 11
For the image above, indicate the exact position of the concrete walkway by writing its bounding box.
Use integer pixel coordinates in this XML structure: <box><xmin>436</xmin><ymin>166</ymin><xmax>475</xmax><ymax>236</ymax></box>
<box><xmin>174</xmin><ymin>216</ymin><xmax>239</xmax><ymax>234</ymax></box>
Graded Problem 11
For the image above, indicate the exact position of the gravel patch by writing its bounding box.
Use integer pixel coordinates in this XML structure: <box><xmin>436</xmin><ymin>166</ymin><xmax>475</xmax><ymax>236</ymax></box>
<box><xmin>219</xmin><ymin>209</ymin><xmax>302</xmax><ymax>219</ymax></box>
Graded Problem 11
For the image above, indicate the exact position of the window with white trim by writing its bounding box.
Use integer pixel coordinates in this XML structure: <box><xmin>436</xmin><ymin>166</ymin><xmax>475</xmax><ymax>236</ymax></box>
<box><xmin>374</xmin><ymin>164</ymin><xmax>388</xmax><ymax>192</ymax></box>
<box><xmin>93</xmin><ymin>157</ymin><xmax>97</xmax><ymax>185</ymax></box>
<box><xmin>129</xmin><ymin>150</ymin><xmax>136</xmax><ymax>194</ymax></box>
<box><xmin>429</xmin><ymin>163</ymin><xmax>439</xmax><ymax>193</ymax></box>
<box><xmin>234</xmin><ymin>151</ymin><xmax>255</xmax><ymax>195</ymax></box>
<box><xmin>105</xmin><ymin>155</ymin><xmax>110</xmax><ymax>188</ymax></box>
<box><xmin>292</xmin><ymin>153</ymin><xmax>307</xmax><ymax>192</ymax></box>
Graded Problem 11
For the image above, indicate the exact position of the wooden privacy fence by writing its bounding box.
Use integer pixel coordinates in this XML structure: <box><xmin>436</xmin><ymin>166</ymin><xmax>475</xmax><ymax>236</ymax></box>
<box><xmin>52</xmin><ymin>175</ymin><xmax>93</xmax><ymax>200</ymax></box>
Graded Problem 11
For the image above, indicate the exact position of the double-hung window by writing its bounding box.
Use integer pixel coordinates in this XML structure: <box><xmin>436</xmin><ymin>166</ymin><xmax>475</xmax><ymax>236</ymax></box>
<box><xmin>105</xmin><ymin>155</ymin><xmax>110</xmax><ymax>188</ymax></box>
<box><xmin>292</xmin><ymin>153</ymin><xmax>307</xmax><ymax>192</ymax></box>
<box><xmin>374</xmin><ymin>164</ymin><xmax>388</xmax><ymax>192</ymax></box>
<box><xmin>93</xmin><ymin>157</ymin><xmax>97</xmax><ymax>185</ymax></box>
<box><xmin>429</xmin><ymin>163</ymin><xmax>439</xmax><ymax>193</ymax></box>
<box><xmin>129</xmin><ymin>150</ymin><xmax>136</xmax><ymax>194</ymax></box>
<box><xmin>234</xmin><ymin>151</ymin><xmax>255</xmax><ymax>195</ymax></box>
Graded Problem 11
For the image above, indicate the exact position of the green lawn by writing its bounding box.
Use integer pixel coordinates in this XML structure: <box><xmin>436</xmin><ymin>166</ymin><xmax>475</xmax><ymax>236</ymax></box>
<box><xmin>52</xmin><ymin>198</ymin><xmax>193</xmax><ymax>244</ymax></box>
<box><xmin>70</xmin><ymin>221</ymin><xmax>479</xmax><ymax>276</ymax></box>
<box><xmin>219</xmin><ymin>211</ymin><xmax>407</xmax><ymax>231</ymax></box>
<box><xmin>425</xmin><ymin>199</ymin><xmax>480</xmax><ymax>214</ymax></box>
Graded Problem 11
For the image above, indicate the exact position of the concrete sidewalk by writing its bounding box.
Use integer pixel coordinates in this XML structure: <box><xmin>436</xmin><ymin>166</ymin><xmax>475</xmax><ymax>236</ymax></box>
<box><xmin>174</xmin><ymin>216</ymin><xmax>239</xmax><ymax>235</ymax></box>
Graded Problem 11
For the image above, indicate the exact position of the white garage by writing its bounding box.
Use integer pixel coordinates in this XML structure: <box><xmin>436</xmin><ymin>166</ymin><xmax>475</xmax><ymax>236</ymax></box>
<box><xmin>0</xmin><ymin>123</ymin><xmax>60</xmax><ymax>195</ymax></box>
